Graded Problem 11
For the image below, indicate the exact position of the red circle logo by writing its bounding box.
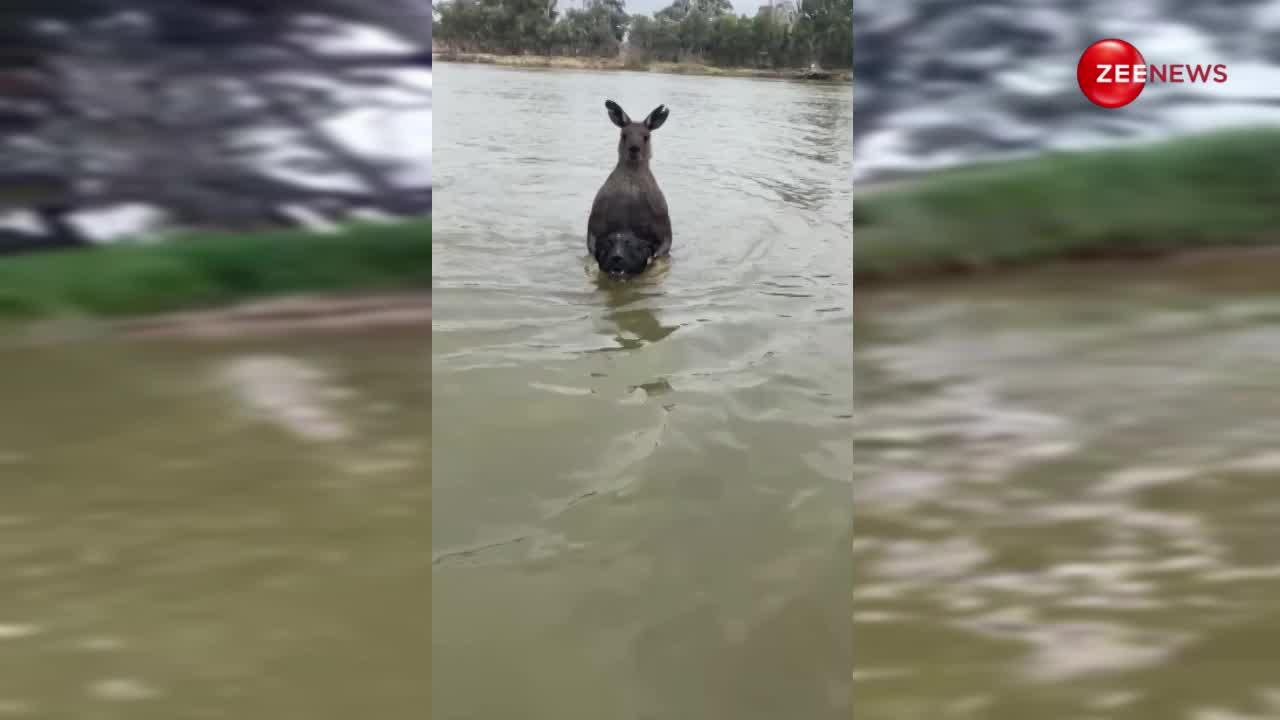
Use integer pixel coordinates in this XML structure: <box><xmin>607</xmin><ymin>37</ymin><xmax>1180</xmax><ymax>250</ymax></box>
<box><xmin>1078</xmin><ymin>39</ymin><xmax>1146</xmax><ymax>108</ymax></box>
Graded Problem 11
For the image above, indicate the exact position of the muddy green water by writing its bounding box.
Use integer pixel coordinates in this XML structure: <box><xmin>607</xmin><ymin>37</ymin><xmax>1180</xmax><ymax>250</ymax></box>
<box><xmin>432</xmin><ymin>65</ymin><xmax>853</xmax><ymax>718</ymax></box>
<box><xmin>0</xmin><ymin>331</ymin><xmax>427</xmax><ymax>719</ymax></box>
<box><xmin>855</xmin><ymin>260</ymin><xmax>1280</xmax><ymax>719</ymax></box>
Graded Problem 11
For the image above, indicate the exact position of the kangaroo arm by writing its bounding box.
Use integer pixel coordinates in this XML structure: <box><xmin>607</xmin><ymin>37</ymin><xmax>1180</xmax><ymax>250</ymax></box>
<box><xmin>648</xmin><ymin>190</ymin><xmax>672</xmax><ymax>258</ymax></box>
<box><xmin>587</xmin><ymin>193</ymin><xmax>610</xmax><ymax>254</ymax></box>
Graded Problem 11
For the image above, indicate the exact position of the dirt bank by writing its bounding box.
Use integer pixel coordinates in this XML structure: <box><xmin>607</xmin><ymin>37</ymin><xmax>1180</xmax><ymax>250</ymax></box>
<box><xmin>117</xmin><ymin>292</ymin><xmax>431</xmax><ymax>340</ymax></box>
<box><xmin>433</xmin><ymin>51</ymin><xmax>851</xmax><ymax>82</ymax></box>
<box><xmin>856</xmin><ymin>245</ymin><xmax>1280</xmax><ymax>293</ymax></box>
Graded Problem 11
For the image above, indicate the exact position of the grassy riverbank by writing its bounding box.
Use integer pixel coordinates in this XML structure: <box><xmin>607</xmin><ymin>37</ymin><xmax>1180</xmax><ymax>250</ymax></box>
<box><xmin>854</xmin><ymin>128</ymin><xmax>1280</xmax><ymax>285</ymax></box>
<box><xmin>433</xmin><ymin>51</ymin><xmax>851</xmax><ymax>82</ymax></box>
<box><xmin>0</xmin><ymin>220</ymin><xmax>431</xmax><ymax>320</ymax></box>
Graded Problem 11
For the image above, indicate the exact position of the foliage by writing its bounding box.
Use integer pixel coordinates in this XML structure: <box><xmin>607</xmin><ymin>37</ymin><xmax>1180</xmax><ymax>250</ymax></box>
<box><xmin>0</xmin><ymin>220</ymin><xmax>431</xmax><ymax>318</ymax></box>
<box><xmin>435</xmin><ymin>0</ymin><xmax>852</xmax><ymax>69</ymax></box>
<box><xmin>854</xmin><ymin>128</ymin><xmax>1280</xmax><ymax>283</ymax></box>
<box><xmin>0</xmin><ymin>0</ymin><xmax>432</xmax><ymax>251</ymax></box>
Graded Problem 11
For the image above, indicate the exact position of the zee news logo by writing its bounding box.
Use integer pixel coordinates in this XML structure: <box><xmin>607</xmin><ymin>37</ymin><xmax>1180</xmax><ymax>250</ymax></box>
<box><xmin>1077</xmin><ymin>38</ymin><xmax>1229</xmax><ymax>109</ymax></box>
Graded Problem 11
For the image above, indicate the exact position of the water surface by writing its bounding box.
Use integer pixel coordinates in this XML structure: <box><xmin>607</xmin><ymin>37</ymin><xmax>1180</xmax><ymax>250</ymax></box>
<box><xmin>855</xmin><ymin>258</ymin><xmax>1280</xmax><ymax>719</ymax></box>
<box><xmin>432</xmin><ymin>64</ymin><xmax>853</xmax><ymax>719</ymax></box>
<box><xmin>0</xmin><ymin>331</ymin><xmax>427</xmax><ymax>718</ymax></box>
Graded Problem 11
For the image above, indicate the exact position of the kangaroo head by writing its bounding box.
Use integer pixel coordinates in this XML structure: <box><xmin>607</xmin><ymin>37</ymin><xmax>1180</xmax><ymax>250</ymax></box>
<box><xmin>605</xmin><ymin>100</ymin><xmax>668</xmax><ymax>168</ymax></box>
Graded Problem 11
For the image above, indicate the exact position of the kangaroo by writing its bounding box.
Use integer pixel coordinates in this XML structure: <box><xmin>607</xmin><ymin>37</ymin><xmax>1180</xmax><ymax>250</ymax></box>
<box><xmin>587</xmin><ymin>99</ymin><xmax>671</xmax><ymax>277</ymax></box>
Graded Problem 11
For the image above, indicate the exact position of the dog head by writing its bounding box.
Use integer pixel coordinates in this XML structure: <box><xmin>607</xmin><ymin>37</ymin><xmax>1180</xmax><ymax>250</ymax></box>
<box><xmin>594</xmin><ymin>230</ymin><xmax>654</xmax><ymax>277</ymax></box>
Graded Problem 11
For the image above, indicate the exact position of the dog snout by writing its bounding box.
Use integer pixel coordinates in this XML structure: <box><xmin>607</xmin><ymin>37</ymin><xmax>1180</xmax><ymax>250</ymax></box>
<box><xmin>603</xmin><ymin>252</ymin><xmax>626</xmax><ymax>273</ymax></box>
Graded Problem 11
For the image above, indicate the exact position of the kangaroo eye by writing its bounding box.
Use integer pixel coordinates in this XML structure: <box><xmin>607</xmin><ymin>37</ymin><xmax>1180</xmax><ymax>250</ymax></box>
<box><xmin>643</xmin><ymin>135</ymin><xmax>650</xmax><ymax>142</ymax></box>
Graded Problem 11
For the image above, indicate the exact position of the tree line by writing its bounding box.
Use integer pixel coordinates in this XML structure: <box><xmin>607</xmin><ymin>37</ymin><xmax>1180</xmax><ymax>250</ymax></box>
<box><xmin>0</xmin><ymin>0</ymin><xmax>432</xmax><ymax>252</ymax></box>
<box><xmin>434</xmin><ymin>0</ymin><xmax>853</xmax><ymax>70</ymax></box>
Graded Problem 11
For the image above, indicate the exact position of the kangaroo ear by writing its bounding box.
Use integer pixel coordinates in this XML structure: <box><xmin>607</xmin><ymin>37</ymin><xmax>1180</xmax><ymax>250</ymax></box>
<box><xmin>644</xmin><ymin>105</ymin><xmax>669</xmax><ymax>131</ymax></box>
<box><xmin>605</xmin><ymin>100</ymin><xmax>630</xmax><ymax>128</ymax></box>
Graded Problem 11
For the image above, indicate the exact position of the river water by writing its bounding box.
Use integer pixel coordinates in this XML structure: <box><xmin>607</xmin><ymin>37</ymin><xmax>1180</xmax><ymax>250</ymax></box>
<box><xmin>432</xmin><ymin>64</ymin><xmax>853</xmax><ymax>719</ymax></box>
<box><xmin>855</xmin><ymin>256</ymin><xmax>1280</xmax><ymax>719</ymax></box>
<box><xmin>0</xmin><ymin>331</ymin><xmax>428</xmax><ymax>718</ymax></box>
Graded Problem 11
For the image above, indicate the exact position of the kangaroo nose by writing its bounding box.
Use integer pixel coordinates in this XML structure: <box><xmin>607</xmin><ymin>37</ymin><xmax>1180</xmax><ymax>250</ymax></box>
<box><xmin>628</xmin><ymin>146</ymin><xmax>640</xmax><ymax>155</ymax></box>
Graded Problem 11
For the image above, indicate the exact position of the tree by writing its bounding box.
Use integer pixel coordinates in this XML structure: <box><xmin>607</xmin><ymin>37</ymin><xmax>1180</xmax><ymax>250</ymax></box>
<box><xmin>0</xmin><ymin>0</ymin><xmax>433</xmax><ymax>252</ymax></box>
<box><xmin>433</xmin><ymin>0</ymin><xmax>852</xmax><ymax>72</ymax></box>
<box><xmin>792</xmin><ymin>0</ymin><xmax>852</xmax><ymax>68</ymax></box>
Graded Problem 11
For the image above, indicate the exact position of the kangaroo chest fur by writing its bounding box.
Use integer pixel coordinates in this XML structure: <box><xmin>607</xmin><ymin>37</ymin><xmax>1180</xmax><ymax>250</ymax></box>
<box><xmin>596</xmin><ymin>170</ymin><xmax>665</xmax><ymax>240</ymax></box>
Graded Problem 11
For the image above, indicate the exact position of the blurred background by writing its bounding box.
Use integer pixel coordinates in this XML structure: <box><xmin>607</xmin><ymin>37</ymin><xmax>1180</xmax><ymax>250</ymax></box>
<box><xmin>1</xmin><ymin>0</ymin><xmax>431</xmax><ymax>248</ymax></box>
<box><xmin>852</xmin><ymin>0</ymin><xmax>1280</xmax><ymax>183</ymax></box>
<box><xmin>853</xmin><ymin>1</ymin><xmax>1280</xmax><ymax>719</ymax></box>
<box><xmin>0</xmin><ymin>2</ymin><xmax>429</xmax><ymax>718</ymax></box>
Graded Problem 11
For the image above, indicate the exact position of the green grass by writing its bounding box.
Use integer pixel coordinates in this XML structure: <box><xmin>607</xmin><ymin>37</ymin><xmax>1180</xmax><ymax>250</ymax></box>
<box><xmin>0</xmin><ymin>219</ymin><xmax>430</xmax><ymax>319</ymax></box>
<box><xmin>854</xmin><ymin>128</ymin><xmax>1280</xmax><ymax>283</ymax></box>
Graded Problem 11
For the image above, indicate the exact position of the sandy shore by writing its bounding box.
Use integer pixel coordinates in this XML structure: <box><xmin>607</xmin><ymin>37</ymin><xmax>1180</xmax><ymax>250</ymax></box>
<box><xmin>856</xmin><ymin>245</ymin><xmax>1280</xmax><ymax>291</ymax></box>
<box><xmin>117</xmin><ymin>292</ymin><xmax>431</xmax><ymax>340</ymax></box>
<box><xmin>433</xmin><ymin>51</ymin><xmax>852</xmax><ymax>82</ymax></box>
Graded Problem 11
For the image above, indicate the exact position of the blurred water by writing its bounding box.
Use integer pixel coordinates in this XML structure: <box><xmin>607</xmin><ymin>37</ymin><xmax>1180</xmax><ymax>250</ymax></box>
<box><xmin>853</xmin><ymin>0</ymin><xmax>1280</xmax><ymax>183</ymax></box>
<box><xmin>0</xmin><ymin>332</ymin><xmax>428</xmax><ymax>718</ymax></box>
<box><xmin>854</xmin><ymin>256</ymin><xmax>1280</xmax><ymax>718</ymax></box>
